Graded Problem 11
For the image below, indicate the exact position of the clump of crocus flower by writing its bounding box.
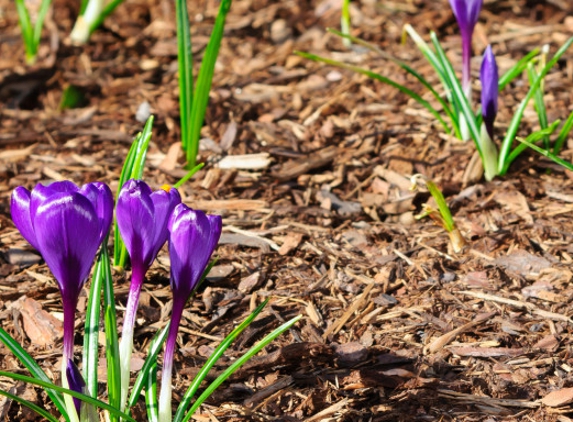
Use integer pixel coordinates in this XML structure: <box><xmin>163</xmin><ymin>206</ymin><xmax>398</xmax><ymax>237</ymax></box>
<box><xmin>158</xmin><ymin>204</ymin><xmax>222</xmax><ymax>422</ymax></box>
<box><xmin>10</xmin><ymin>181</ymin><xmax>113</xmax><ymax>421</ymax></box>
<box><xmin>116</xmin><ymin>179</ymin><xmax>181</xmax><ymax>410</ymax></box>
<box><xmin>479</xmin><ymin>45</ymin><xmax>499</xmax><ymax>181</ymax></box>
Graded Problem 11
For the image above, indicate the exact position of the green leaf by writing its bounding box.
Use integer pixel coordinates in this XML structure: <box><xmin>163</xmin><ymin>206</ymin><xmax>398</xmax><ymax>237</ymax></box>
<box><xmin>0</xmin><ymin>327</ymin><xmax>68</xmax><ymax>419</ymax></box>
<box><xmin>33</xmin><ymin>0</ymin><xmax>52</xmax><ymax>49</ymax></box>
<box><xmin>527</xmin><ymin>63</ymin><xmax>549</xmax><ymax>149</ymax></box>
<box><xmin>14</xmin><ymin>0</ymin><xmax>36</xmax><ymax>62</ymax></box>
<box><xmin>186</xmin><ymin>0</ymin><xmax>233</xmax><ymax>167</ymax></box>
<box><xmin>176</xmin><ymin>0</ymin><xmax>194</xmax><ymax>158</ymax></box>
<box><xmin>173</xmin><ymin>299</ymin><xmax>269</xmax><ymax>422</ymax></box>
<box><xmin>0</xmin><ymin>371</ymin><xmax>136</xmax><ymax>422</ymax></box>
<box><xmin>0</xmin><ymin>388</ymin><xmax>59</xmax><ymax>422</ymax></box>
<box><xmin>426</xmin><ymin>181</ymin><xmax>455</xmax><ymax>233</ymax></box>
<box><xmin>498</xmin><ymin>48</ymin><xmax>539</xmax><ymax>90</ymax></box>
<box><xmin>498</xmin><ymin>36</ymin><xmax>573</xmax><ymax>175</ymax></box>
<box><xmin>180</xmin><ymin>314</ymin><xmax>302</xmax><ymax>422</ymax></box>
<box><xmin>517</xmin><ymin>135</ymin><xmax>573</xmax><ymax>172</ymax></box>
<box><xmin>144</xmin><ymin>362</ymin><xmax>158</xmax><ymax>422</ymax></box>
<box><xmin>328</xmin><ymin>28</ymin><xmax>459</xmax><ymax>136</ymax></box>
<box><xmin>502</xmin><ymin>121</ymin><xmax>560</xmax><ymax>172</ymax></box>
<box><xmin>553</xmin><ymin>109</ymin><xmax>573</xmax><ymax>155</ymax></box>
<box><xmin>102</xmin><ymin>245</ymin><xmax>121</xmax><ymax>422</ymax></box>
<box><xmin>88</xmin><ymin>0</ymin><xmax>125</xmax><ymax>35</ymax></box>
<box><xmin>59</xmin><ymin>85</ymin><xmax>85</xmax><ymax>110</ymax></box>
<box><xmin>173</xmin><ymin>163</ymin><xmax>204</xmax><ymax>189</ymax></box>
<box><xmin>295</xmin><ymin>51</ymin><xmax>451</xmax><ymax>134</ymax></box>
<box><xmin>127</xmin><ymin>324</ymin><xmax>169</xmax><ymax>411</ymax></box>
<box><xmin>83</xmin><ymin>244</ymin><xmax>107</xmax><ymax>399</ymax></box>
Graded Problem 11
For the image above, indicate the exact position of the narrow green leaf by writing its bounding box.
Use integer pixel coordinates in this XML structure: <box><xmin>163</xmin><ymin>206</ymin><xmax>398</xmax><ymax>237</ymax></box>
<box><xmin>429</xmin><ymin>33</ymin><xmax>481</xmax><ymax>147</ymax></box>
<box><xmin>33</xmin><ymin>0</ymin><xmax>52</xmax><ymax>48</ymax></box>
<box><xmin>502</xmin><ymin>120</ymin><xmax>561</xmax><ymax>173</ymax></box>
<box><xmin>88</xmin><ymin>0</ymin><xmax>125</xmax><ymax>35</ymax></box>
<box><xmin>173</xmin><ymin>299</ymin><xmax>269</xmax><ymax>422</ymax></box>
<box><xmin>176</xmin><ymin>0</ymin><xmax>194</xmax><ymax>155</ymax></box>
<box><xmin>0</xmin><ymin>327</ymin><xmax>68</xmax><ymax>419</ymax></box>
<box><xmin>498</xmin><ymin>36</ymin><xmax>573</xmax><ymax>174</ymax></box>
<box><xmin>173</xmin><ymin>163</ymin><xmax>204</xmax><ymax>189</ymax></box>
<box><xmin>180</xmin><ymin>315</ymin><xmax>302</xmax><ymax>422</ymax></box>
<box><xmin>186</xmin><ymin>0</ymin><xmax>233</xmax><ymax>167</ymax></box>
<box><xmin>83</xmin><ymin>245</ymin><xmax>106</xmax><ymax>398</ymax></box>
<box><xmin>0</xmin><ymin>372</ymin><xmax>136</xmax><ymax>422</ymax></box>
<box><xmin>426</xmin><ymin>181</ymin><xmax>455</xmax><ymax>233</ymax></box>
<box><xmin>527</xmin><ymin>63</ymin><xmax>549</xmax><ymax>149</ymax></box>
<box><xmin>295</xmin><ymin>51</ymin><xmax>451</xmax><ymax>134</ymax></box>
<box><xmin>127</xmin><ymin>324</ymin><xmax>169</xmax><ymax>411</ymax></box>
<box><xmin>553</xmin><ymin>108</ymin><xmax>573</xmax><ymax>155</ymax></box>
<box><xmin>328</xmin><ymin>28</ymin><xmax>459</xmax><ymax>136</ymax></box>
<box><xmin>0</xmin><ymin>388</ymin><xmax>59</xmax><ymax>422</ymax></box>
<box><xmin>144</xmin><ymin>362</ymin><xmax>158</xmax><ymax>422</ymax></box>
<box><xmin>517</xmin><ymin>135</ymin><xmax>573</xmax><ymax>172</ymax></box>
<box><xmin>14</xmin><ymin>0</ymin><xmax>36</xmax><ymax>61</ymax></box>
<box><xmin>498</xmin><ymin>48</ymin><xmax>539</xmax><ymax>90</ymax></box>
<box><xmin>102</xmin><ymin>245</ymin><xmax>121</xmax><ymax>422</ymax></box>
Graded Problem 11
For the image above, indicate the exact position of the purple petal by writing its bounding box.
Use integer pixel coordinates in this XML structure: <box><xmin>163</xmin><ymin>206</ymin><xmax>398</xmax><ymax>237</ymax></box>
<box><xmin>30</xmin><ymin>181</ymin><xmax>80</xmax><ymax>222</ymax></box>
<box><xmin>33</xmin><ymin>191</ymin><xmax>101</xmax><ymax>302</ymax></box>
<box><xmin>80</xmin><ymin>182</ymin><xmax>114</xmax><ymax>244</ymax></box>
<box><xmin>449</xmin><ymin>0</ymin><xmax>483</xmax><ymax>37</ymax></box>
<box><xmin>480</xmin><ymin>45</ymin><xmax>499</xmax><ymax>139</ymax></box>
<box><xmin>149</xmin><ymin>187</ymin><xmax>181</xmax><ymax>260</ymax></box>
<box><xmin>11</xmin><ymin>187</ymin><xmax>39</xmax><ymax>250</ymax></box>
<box><xmin>116</xmin><ymin>179</ymin><xmax>156</xmax><ymax>270</ymax></box>
<box><xmin>168</xmin><ymin>204</ymin><xmax>222</xmax><ymax>299</ymax></box>
<box><xmin>66</xmin><ymin>359</ymin><xmax>86</xmax><ymax>414</ymax></box>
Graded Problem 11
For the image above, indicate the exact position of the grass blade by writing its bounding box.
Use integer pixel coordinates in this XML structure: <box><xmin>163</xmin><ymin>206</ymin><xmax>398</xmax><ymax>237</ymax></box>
<box><xmin>83</xmin><ymin>245</ymin><xmax>106</xmax><ymax>399</ymax></box>
<box><xmin>0</xmin><ymin>327</ymin><xmax>68</xmax><ymax>419</ymax></box>
<box><xmin>144</xmin><ymin>362</ymin><xmax>158</xmax><ymax>422</ymax></box>
<box><xmin>498</xmin><ymin>48</ymin><xmax>539</xmax><ymax>90</ymax></box>
<box><xmin>517</xmin><ymin>135</ymin><xmax>573</xmax><ymax>172</ymax></box>
<box><xmin>0</xmin><ymin>371</ymin><xmax>136</xmax><ymax>422</ymax></box>
<box><xmin>101</xmin><ymin>245</ymin><xmax>121</xmax><ymax>422</ymax></box>
<box><xmin>180</xmin><ymin>314</ymin><xmax>302</xmax><ymax>422</ymax></box>
<box><xmin>553</xmin><ymin>108</ymin><xmax>573</xmax><ymax>155</ymax></box>
<box><xmin>426</xmin><ymin>181</ymin><xmax>454</xmax><ymax>233</ymax></box>
<box><xmin>127</xmin><ymin>324</ymin><xmax>169</xmax><ymax>411</ymax></box>
<box><xmin>0</xmin><ymin>388</ymin><xmax>59</xmax><ymax>422</ymax></box>
<box><xmin>498</xmin><ymin>36</ymin><xmax>573</xmax><ymax>174</ymax></box>
<box><xmin>33</xmin><ymin>0</ymin><xmax>52</xmax><ymax>48</ymax></box>
<box><xmin>176</xmin><ymin>0</ymin><xmax>194</xmax><ymax>157</ymax></box>
<box><xmin>296</xmin><ymin>51</ymin><xmax>450</xmax><ymax>134</ymax></box>
<box><xmin>14</xmin><ymin>0</ymin><xmax>35</xmax><ymax>62</ymax></box>
<box><xmin>89</xmin><ymin>0</ymin><xmax>125</xmax><ymax>35</ymax></box>
<box><xmin>173</xmin><ymin>299</ymin><xmax>269</xmax><ymax>422</ymax></box>
<box><xmin>186</xmin><ymin>0</ymin><xmax>233</xmax><ymax>167</ymax></box>
<box><xmin>527</xmin><ymin>62</ymin><xmax>549</xmax><ymax>149</ymax></box>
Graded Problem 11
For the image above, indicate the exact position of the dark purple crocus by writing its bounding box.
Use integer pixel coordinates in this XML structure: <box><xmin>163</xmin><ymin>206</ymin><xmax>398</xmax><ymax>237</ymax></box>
<box><xmin>116</xmin><ymin>179</ymin><xmax>181</xmax><ymax>410</ymax></box>
<box><xmin>480</xmin><ymin>45</ymin><xmax>498</xmax><ymax>139</ymax></box>
<box><xmin>158</xmin><ymin>204</ymin><xmax>222</xmax><ymax>422</ymax></box>
<box><xmin>11</xmin><ymin>181</ymin><xmax>113</xmax><ymax>418</ymax></box>
<box><xmin>66</xmin><ymin>359</ymin><xmax>86</xmax><ymax>414</ymax></box>
<box><xmin>449</xmin><ymin>0</ymin><xmax>483</xmax><ymax>95</ymax></box>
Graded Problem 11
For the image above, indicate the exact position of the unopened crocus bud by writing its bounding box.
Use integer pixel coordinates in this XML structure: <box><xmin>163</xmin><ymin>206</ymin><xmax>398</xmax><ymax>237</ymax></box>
<box><xmin>480</xmin><ymin>45</ymin><xmax>499</xmax><ymax>140</ymax></box>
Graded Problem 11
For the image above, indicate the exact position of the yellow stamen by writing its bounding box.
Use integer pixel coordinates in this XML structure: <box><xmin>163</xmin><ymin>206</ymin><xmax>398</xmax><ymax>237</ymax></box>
<box><xmin>161</xmin><ymin>184</ymin><xmax>171</xmax><ymax>192</ymax></box>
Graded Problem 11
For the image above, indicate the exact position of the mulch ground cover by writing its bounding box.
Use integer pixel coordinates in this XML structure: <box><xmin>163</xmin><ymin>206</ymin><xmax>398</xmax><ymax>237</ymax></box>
<box><xmin>2</xmin><ymin>0</ymin><xmax>573</xmax><ymax>420</ymax></box>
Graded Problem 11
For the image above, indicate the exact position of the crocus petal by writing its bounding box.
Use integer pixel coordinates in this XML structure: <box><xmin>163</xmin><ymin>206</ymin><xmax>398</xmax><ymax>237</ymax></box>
<box><xmin>449</xmin><ymin>0</ymin><xmax>483</xmax><ymax>37</ymax></box>
<box><xmin>80</xmin><ymin>182</ymin><xmax>114</xmax><ymax>243</ymax></box>
<box><xmin>480</xmin><ymin>45</ymin><xmax>499</xmax><ymax>139</ymax></box>
<box><xmin>33</xmin><ymin>191</ymin><xmax>101</xmax><ymax>301</ymax></box>
<box><xmin>116</xmin><ymin>179</ymin><xmax>156</xmax><ymax>269</ymax></box>
<box><xmin>66</xmin><ymin>359</ymin><xmax>86</xmax><ymax>414</ymax></box>
<box><xmin>30</xmin><ymin>181</ymin><xmax>80</xmax><ymax>222</ymax></box>
<box><xmin>10</xmin><ymin>187</ymin><xmax>39</xmax><ymax>250</ymax></box>
<box><xmin>168</xmin><ymin>204</ymin><xmax>222</xmax><ymax>298</ymax></box>
<box><xmin>149</xmin><ymin>187</ymin><xmax>181</xmax><ymax>260</ymax></box>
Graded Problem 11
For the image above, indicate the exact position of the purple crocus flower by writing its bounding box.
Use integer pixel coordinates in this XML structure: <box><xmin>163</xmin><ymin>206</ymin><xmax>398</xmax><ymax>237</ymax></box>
<box><xmin>66</xmin><ymin>359</ymin><xmax>86</xmax><ymax>414</ymax></box>
<box><xmin>449</xmin><ymin>0</ymin><xmax>483</xmax><ymax>95</ymax></box>
<box><xmin>116</xmin><ymin>179</ymin><xmax>181</xmax><ymax>410</ymax></box>
<box><xmin>11</xmin><ymin>181</ymin><xmax>113</xmax><ymax>418</ymax></box>
<box><xmin>480</xmin><ymin>45</ymin><xmax>498</xmax><ymax>139</ymax></box>
<box><xmin>158</xmin><ymin>204</ymin><xmax>222</xmax><ymax>422</ymax></box>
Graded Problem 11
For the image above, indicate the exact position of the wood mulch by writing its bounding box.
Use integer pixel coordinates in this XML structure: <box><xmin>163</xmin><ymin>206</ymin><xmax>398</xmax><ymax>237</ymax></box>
<box><xmin>2</xmin><ymin>0</ymin><xmax>573</xmax><ymax>420</ymax></box>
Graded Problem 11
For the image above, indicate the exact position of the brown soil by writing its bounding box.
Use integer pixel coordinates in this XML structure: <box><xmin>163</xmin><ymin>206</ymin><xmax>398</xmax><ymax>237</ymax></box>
<box><xmin>2</xmin><ymin>0</ymin><xmax>573</xmax><ymax>421</ymax></box>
